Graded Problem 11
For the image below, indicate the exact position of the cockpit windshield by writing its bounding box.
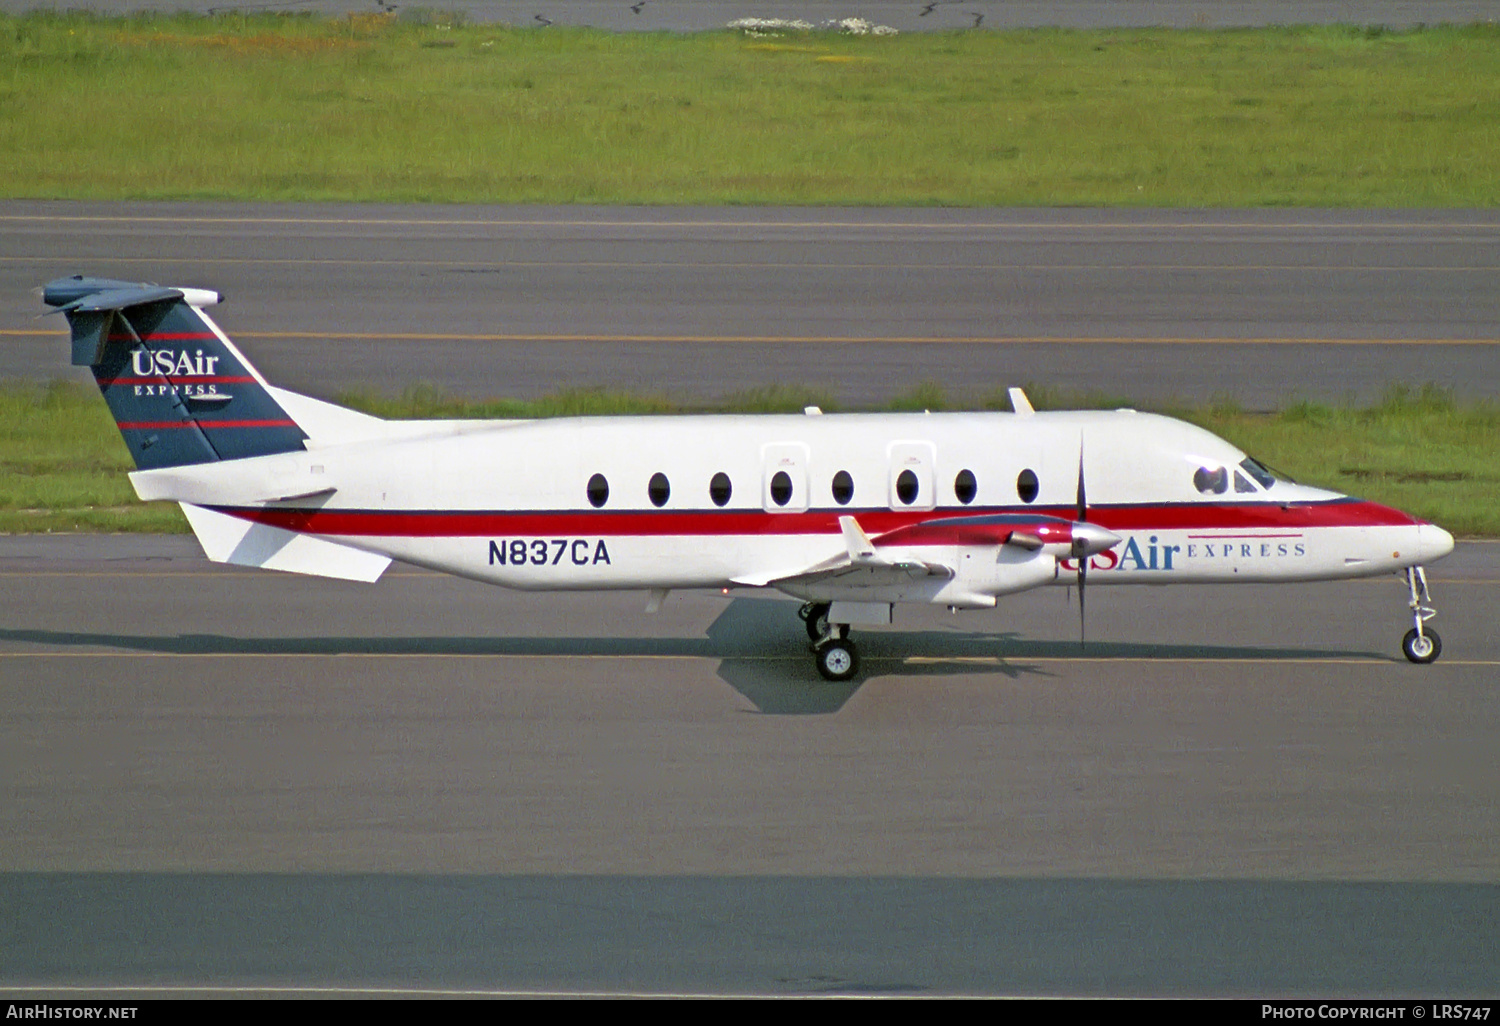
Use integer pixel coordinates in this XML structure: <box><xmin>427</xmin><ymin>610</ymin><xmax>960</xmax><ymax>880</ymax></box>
<box><xmin>1239</xmin><ymin>457</ymin><xmax>1280</xmax><ymax>489</ymax></box>
<box><xmin>1192</xmin><ymin>457</ymin><xmax>1287</xmax><ymax>496</ymax></box>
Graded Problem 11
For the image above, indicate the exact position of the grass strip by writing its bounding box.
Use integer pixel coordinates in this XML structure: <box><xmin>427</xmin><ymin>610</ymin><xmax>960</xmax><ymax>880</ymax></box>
<box><xmin>2</xmin><ymin>14</ymin><xmax>1498</xmax><ymax>205</ymax></box>
<box><xmin>2</xmin><ymin>380</ymin><xmax>1495</xmax><ymax>536</ymax></box>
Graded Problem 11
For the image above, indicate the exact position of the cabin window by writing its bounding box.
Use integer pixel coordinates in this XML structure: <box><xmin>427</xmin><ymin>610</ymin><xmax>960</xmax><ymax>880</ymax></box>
<box><xmin>1193</xmin><ymin>466</ymin><xmax>1229</xmax><ymax>495</ymax></box>
<box><xmin>648</xmin><ymin>472</ymin><xmax>670</xmax><ymax>508</ymax></box>
<box><xmin>587</xmin><ymin>473</ymin><xmax>609</xmax><ymax>508</ymax></box>
<box><xmin>831</xmin><ymin>470</ymin><xmax>854</xmax><ymax>506</ymax></box>
<box><xmin>954</xmin><ymin>468</ymin><xmax>977</xmax><ymax>505</ymax></box>
<box><xmin>709</xmin><ymin>472</ymin><xmax>732</xmax><ymax>507</ymax></box>
<box><xmin>1016</xmin><ymin>468</ymin><xmax>1039</xmax><ymax>504</ymax></box>
<box><xmin>770</xmin><ymin>470</ymin><xmax>793</xmax><ymax>507</ymax></box>
<box><xmin>895</xmin><ymin>469</ymin><xmax>919</xmax><ymax>505</ymax></box>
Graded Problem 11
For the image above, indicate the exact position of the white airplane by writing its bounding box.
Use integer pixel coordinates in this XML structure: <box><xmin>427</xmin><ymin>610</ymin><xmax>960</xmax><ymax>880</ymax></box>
<box><xmin>42</xmin><ymin>275</ymin><xmax>1456</xmax><ymax>678</ymax></box>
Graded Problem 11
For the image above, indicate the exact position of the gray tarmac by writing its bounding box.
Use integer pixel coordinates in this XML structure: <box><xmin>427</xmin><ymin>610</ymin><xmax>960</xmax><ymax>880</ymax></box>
<box><xmin>1</xmin><ymin>535</ymin><xmax>1497</xmax><ymax>995</ymax></box>
<box><xmin>4</xmin><ymin>201</ymin><xmax>1499</xmax><ymax>995</ymax></box>
<box><xmin>1</xmin><ymin>1</ymin><xmax>1494</xmax><ymax>30</ymax></box>
<box><xmin>5</xmin><ymin>202</ymin><xmax>1498</xmax><ymax>408</ymax></box>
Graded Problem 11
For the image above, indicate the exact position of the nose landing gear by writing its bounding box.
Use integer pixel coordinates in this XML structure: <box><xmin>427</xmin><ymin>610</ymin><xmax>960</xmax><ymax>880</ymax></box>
<box><xmin>1401</xmin><ymin>566</ymin><xmax>1441</xmax><ymax>664</ymax></box>
<box><xmin>799</xmin><ymin>602</ymin><xmax>859</xmax><ymax>681</ymax></box>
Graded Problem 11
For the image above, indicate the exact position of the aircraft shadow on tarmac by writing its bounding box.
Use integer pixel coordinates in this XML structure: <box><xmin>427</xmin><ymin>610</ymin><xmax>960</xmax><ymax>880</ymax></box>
<box><xmin>703</xmin><ymin>598</ymin><xmax>1389</xmax><ymax>714</ymax></box>
<box><xmin>3</xmin><ymin>599</ymin><xmax>1386</xmax><ymax>716</ymax></box>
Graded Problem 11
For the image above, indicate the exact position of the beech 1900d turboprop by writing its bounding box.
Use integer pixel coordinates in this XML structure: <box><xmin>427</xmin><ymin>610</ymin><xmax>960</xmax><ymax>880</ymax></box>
<box><xmin>41</xmin><ymin>276</ymin><xmax>1457</xmax><ymax>679</ymax></box>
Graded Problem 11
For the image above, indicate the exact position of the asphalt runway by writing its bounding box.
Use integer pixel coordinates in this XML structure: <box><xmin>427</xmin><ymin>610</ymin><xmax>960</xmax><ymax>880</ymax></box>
<box><xmin>1</xmin><ymin>535</ymin><xmax>1497</xmax><ymax>995</ymax></box>
<box><xmin>1</xmin><ymin>1</ymin><xmax>1493</xmax><ymax>30</ymax></box>
<box><xmin>5</xmin><ymin>203</ymin><xmax>1498</xmax><ymax>408</ymax></box>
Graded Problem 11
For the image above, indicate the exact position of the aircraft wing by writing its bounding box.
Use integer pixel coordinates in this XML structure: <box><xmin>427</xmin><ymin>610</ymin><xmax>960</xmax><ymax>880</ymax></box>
<box><xmin>732</xmin><ymin>511</ymin><xmax>1117</xmax><ymax>598</ymax></box>
<box><xmin>760</xmin><ymin>558</ymin><xmax>954</xmax><ymax>591</ymax></box>
<box><xmin>733</xmin><ymin>515</ymin><xmax>954</xmax><ymax>590</ymax></box>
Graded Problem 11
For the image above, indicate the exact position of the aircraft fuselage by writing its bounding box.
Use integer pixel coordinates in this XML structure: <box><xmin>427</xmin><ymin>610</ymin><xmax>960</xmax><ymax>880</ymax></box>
<box><xmin>169</xmin><ymin>409</ymin><xmax>1451</xmax><ymax>602</ymax></box>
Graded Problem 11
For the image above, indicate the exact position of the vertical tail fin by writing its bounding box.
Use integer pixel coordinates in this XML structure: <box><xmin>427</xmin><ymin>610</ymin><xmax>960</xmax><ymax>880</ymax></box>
<box><xmin>42</xmin><ymin>275</ymin><xmax>307</xmax><ymax>470</ymax></box>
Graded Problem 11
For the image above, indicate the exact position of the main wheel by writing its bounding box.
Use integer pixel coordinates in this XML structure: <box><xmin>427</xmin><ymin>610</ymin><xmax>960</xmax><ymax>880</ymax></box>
<box><xmin>1402</xmin><ymin>627</ymin><xmax>1441</xmax><ymax>664</ymax></box>
<box><xmin>802</xmin><ymin>602</ymin><xmax>832</xmax><ymax>642</ymax></box>
<box><xmin>815</xmin><ymin>638</ymin><xmax>860</xmax><ymax>682</ymax></box>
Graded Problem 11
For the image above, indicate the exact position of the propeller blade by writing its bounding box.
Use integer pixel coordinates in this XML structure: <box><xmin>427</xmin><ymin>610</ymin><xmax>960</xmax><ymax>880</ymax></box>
<box><xmin>1076</xmin><ymin>435</ymin><xmax>1088</xmax><ymax>646</ymax></box>
<box><xmin>1076</xmin><ymin>435</ymin><xmax>1088</xmax><ymax>523</ymax></box>
<box><xmin>1078</xmin><ymin>552</ymin><xmax>1087</xmax><ymax>647</ymax></box>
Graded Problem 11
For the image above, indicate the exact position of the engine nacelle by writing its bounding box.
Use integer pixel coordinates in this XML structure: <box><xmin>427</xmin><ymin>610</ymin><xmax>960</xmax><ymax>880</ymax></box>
<box><xmin>944</xmin><ymin>545</ymin><xmax>1059</xmax><ymax>605</ymax></box>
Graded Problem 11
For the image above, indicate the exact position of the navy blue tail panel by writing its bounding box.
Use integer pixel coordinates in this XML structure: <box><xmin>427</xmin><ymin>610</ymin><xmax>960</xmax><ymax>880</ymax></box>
<box><xmin>74</xmin><ymin>294</ymin><xmax>308</xmax><ymax>471</ymax></box>
<box><xmin>91</xmin><ymin>319</ymin><xmax>220</xmax><ymax>469</ymax></box>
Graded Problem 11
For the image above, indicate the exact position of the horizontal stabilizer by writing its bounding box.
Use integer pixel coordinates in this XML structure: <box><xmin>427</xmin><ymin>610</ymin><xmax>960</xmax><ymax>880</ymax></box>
<box><xmin>47</xmin><ymin>285</ymin><xmax>183</xmax><ymax>315</ymax></box>
<box><xmin>41</xmin><ymin>275</ymin><xmax>222</xmax><ymax>312</ymax></box>
<box><xmin>179</xmin><ymin>503</ymin><xmax>390</xmax><ymax>583</ymax></box>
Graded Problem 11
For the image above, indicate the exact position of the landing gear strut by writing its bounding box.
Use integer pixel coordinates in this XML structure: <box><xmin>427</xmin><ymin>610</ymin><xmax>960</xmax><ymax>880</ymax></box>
<box><xmin>798</xmin><ymin>602</ymin><xmax>847</xmax><ymax>643</ymax></box>
<box><xmin>799</xmin><ymin>602</ymin><xmax>858</xmax><ymax>681</ymax></box>
<box><xmin>1401</xmin><ymin>566</ymin><xmax>1442</xmax><ymax>664</ymax></box>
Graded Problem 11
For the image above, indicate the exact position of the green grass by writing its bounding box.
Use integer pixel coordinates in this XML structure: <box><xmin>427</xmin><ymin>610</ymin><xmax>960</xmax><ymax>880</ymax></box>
<box><xmin>3</xmin><ymin>380</ymin><xmax>1495</xmax><ymax>536</ymax></box>
<box><xmin>334</xmin><ymin>381</ymin><xmax>844</xmax><ymax>418</ymax></box>
<box><xmin>0</xmin><ymin>381</ymin><xmax>189</xmax><ymax>532</ymax></box>
<box><xmin>2</xmin><ymin>14</ymin><xmax>1497</xmax><ymax>204</ymax></box>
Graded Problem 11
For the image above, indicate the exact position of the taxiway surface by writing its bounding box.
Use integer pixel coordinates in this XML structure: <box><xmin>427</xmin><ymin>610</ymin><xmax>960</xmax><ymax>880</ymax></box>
<box><xmin>4</xmin><ymin>203</ymin><xmax>1498</xmax><ymax>408</ymax></box>
<box><xmin>2</xmin><ymin>536</ymin><xmax>1496</xmax><ymax>995</ymax></box>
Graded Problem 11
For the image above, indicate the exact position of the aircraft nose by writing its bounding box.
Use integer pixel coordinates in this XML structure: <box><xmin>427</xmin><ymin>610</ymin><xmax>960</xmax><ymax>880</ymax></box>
<box><xmin>1419</xmin><ymin>523</ymin><xmax>1455</xmax><ymax>563</ymax></box>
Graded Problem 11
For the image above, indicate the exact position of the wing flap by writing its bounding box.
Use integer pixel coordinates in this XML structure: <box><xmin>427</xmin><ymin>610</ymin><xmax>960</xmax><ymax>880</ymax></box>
<box><xmin>779</xmin><ymin>560</ymin><xmax>953</xmax><ymax>589</ymax></box>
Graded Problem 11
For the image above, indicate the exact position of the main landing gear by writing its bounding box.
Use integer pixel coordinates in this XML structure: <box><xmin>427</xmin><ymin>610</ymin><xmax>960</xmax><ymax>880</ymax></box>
<box><xmin>1401</xmin><ymin>566</ymin><xmax>1442</xmax><ymax>664</ymax></box>
<box><xmin>799</xmin><ymin>602</ymin><xmax>858</xmax><ymax>682</ymax></box>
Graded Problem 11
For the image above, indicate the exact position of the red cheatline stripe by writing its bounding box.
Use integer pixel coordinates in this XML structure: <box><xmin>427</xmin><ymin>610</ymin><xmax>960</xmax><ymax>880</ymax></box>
<box><xmin>106</xmin><ymin>332</ymin><xmax>218</xmax><ymax>342</ymax></box>
<box><xmin>117</xmin><ymin>420</ymin><xmax>299</xmax><ymax>430</ymax></box>
<box><xmin>98</xmin><ymin>376</ymin><xmax>255</xmax><ymax>386</ymax></box>
<box><xmin>213</xmin><ymin>499</ymin><xmax>1419</xmax><ymax>539</ymax></box>
<box><xmin>1099</xmin><ymin>502</ymin><xmax>1416</xmax><ymax>530</ymax></box>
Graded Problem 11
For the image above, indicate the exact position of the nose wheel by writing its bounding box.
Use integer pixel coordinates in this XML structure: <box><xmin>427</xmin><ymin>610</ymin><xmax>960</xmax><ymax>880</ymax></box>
<box><xmin>1401</xmin><ymin>566</ymin><xmax>1442</xmax><ymax>664</ymax></box>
